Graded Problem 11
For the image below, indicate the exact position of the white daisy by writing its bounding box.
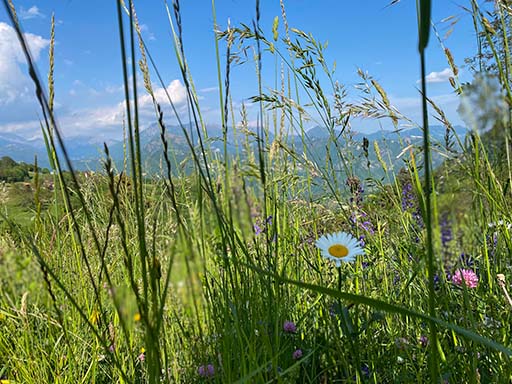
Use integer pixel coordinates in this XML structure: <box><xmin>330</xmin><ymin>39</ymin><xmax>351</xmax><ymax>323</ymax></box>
<box><xmin>488</xmin><ymin>220</ymin><xmax>512</xmax><ymax>230</ymax></box>
<box><xmin>315</xmin><ymin>231</ymin><xmax>365</xmax><ymax>267</ymax></box>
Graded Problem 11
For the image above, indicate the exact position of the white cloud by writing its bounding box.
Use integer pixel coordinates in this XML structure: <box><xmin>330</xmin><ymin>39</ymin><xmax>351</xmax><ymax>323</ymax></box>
<box><xmin>0</xmin><ymin>119</ymin><xmax>41</xmax><ymax>135</ymax></box>
<box><xmin>105</xmin><ymin>84</ymin><xmax>124</xmax><ymax>94</ymax></box>
<box><xmin>0</xmin><ymin>22</ymin><xmax>49</xmax><ymax>110</ymax></box>
<box><xmin>67</xmin><ymin>105</ymin><xmax>124</xmax><ymax>130</ymax></box>
<box><xmin>0</xmin><ymin>23</ymin><xmax>189</xmax><ymax>140</ymax></box>
<box><xmin>139</xmin><ymin>24</ymin><xmax>156</xmax><ymax>41</ymax></box>
<box><xmin>0</xmin><ymin>72</ymin><xmax>191</xmax><ymax>139</ymax></box>
<box><xmin>19</xmin><ymin>6</ymin><xmax>45</xmax><ymax>20</ymax></box>
<box><xmin>199</xmin><ymin>86</ymin><xmax>219</xmax><ymax>93</ymax></box>
<box><xmin>55</xmin><ymin>80</ymin><xmax>187</xmax><ymax>138</ymax></box>
<box><xmin>422</xmin><ymin>68</ymin><xmax>454</xmax><ymax>84</ymax></box>
<box><xmin>139</xmin><ymin>79</ymin><xmax>188</xmax><ymax>108</ymax></box>
<box><xmin>59</xmin><ymin>81</ymin><xmax>187</xmax><ymax>137</ymax></box>
<box><xmin>1</xmin><ymin>105</ymin><xmax>124</xmax><ymax>140</ymax></box>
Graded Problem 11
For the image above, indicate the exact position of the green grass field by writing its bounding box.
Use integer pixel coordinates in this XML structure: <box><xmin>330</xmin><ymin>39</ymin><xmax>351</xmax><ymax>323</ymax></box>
<box><xmin>1</xmin><ymin>0</ymin><xmax>512</xmax><ymax>382</ymax></box>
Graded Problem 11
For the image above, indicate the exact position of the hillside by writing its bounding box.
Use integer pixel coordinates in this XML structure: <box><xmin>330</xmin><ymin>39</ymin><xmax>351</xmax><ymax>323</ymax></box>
<box><xmin>0</xmin><ymin>124</ymin><xmax>467</xmax><ymax>179</ymax></box>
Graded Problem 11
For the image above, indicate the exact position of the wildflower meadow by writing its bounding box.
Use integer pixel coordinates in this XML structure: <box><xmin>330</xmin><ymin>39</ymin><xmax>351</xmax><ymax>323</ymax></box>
<box><xmin>0</xmin><ymin>0</ymin><xmax>512</xmax><ymax>383</ymax></box>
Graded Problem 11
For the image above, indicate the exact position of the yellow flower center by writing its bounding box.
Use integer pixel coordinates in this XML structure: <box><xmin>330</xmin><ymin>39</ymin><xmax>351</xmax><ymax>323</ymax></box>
<box><xmin>328</xmin><ymin>244</ymin><xmax>349</xmax><ymax>258</ymax></box>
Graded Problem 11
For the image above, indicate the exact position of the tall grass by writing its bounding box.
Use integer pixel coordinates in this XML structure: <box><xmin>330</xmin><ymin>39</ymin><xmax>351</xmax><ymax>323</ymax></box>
<box><xmin>0</xmin><ymin>0</ymin><xmax>512</xmax><ymax>383</ymax></box>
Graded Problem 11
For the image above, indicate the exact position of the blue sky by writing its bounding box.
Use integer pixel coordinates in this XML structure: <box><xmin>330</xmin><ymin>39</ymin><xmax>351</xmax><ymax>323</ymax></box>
<box><xmin>0</xmin><ymin>0</ymin><xmax>480</xmax><ymax>141</ymax></box>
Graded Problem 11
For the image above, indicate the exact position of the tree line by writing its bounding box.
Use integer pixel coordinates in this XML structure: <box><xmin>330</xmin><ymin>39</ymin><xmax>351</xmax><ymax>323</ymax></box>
<box><xmin>0</xmin><ymin>156</ymin><xmax>49</xmax><ymax>182</ymax></box>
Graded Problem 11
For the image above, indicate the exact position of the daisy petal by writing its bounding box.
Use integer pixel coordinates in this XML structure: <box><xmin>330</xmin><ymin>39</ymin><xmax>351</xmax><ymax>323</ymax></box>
<box><xmin>315</xmin><ymin>231</ymin><xmax>365</xmax><ymax>267</ymax></box>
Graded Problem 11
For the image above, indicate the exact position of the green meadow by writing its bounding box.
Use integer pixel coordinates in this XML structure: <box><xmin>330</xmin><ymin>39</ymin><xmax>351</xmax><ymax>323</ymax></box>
<box><xmin>1</xmin><ymin>0</ymin><xmax>512</xmax><ymax>382</ymax></box>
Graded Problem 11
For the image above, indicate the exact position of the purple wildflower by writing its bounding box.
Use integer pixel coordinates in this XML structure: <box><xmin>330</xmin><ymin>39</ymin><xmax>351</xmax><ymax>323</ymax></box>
<box><xmin>254</xmin><ymin>215</ymin><xmax>273</xmax><ymax>236</ymax></box>
<box><xmin>198</xmin><ymin>364</ymin><xmax>215</xmax><ymax>378</ymax></box>
<box><xmin>433</xmin><ymin>273</ymin><xmax>441</xmax><ymax>289</ymax></box>
<box><xmin>452</xmin><ymin>269</ymin><xmax>479</xmax><ymax>288</ymax></box>
<box><xmin>349</xmin><ymin>212</ymin><xmax>358</xmax><ymax>226</ymax></box>
<box><xmin>401</xmin><ymin>182</ymin><xmax>415</xmax><ymax>211</ymax></box>
<box><xmin>254</xmin><ymin>224</ymin><xmax>263</xmax><ymax>235</ymax></box>
<box><xmin>283</xmin><ymin>321</ymin><xmax>297</xmax><ymax>333</ymax></box>
<box><xmin>292</xmin><ymin>349</ymin><xmax>303</xmax><ymax>360</ymax></box>
<box><xmin>361</xmin><ymin>220</ymin><xmax>375</xmax><ymax>234</ymax></box>
<box><xmin>440</xmin><ymin>214</ymin><xmax>453</xmax><ymax>250</ymax></box>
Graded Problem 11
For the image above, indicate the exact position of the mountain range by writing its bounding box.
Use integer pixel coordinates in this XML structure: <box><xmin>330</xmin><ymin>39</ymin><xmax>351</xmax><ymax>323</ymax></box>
<box><xmin>0</xmin><ymin>124</ymin><xmax>467</xmax><ymax>177</ymax></box>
